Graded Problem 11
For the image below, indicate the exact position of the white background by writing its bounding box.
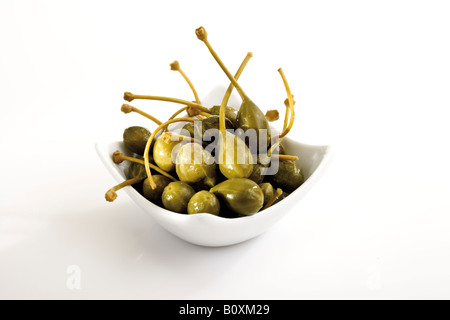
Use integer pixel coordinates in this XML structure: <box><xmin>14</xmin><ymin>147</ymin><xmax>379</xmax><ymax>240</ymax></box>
<box><xmin>1</xmin><ymin>0</ymin><xmax>449</xmax><ymax>299</ymax></box>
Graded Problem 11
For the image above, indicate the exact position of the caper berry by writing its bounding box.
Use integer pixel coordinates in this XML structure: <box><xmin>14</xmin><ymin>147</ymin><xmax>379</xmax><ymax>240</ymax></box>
<box><xmin>123</xmin><ymin>126</ymin><xmax>151</xmax><ymax>155</ymax></box>
<box><xmin>142</xmin><ymin>175</ymin><xmax>171</xmax><ymax>204</ymax></box>
<box><xmin>161</xmin><ymin>181</ymin><xmax>196</xmax><ymax>213</ymax></box>
<box><xmin>187</xmin><ymin>191</ymin><xmax>220</xmax><ymax>215</ymax></box>
<box><xmin>210</xmin><ymin>178</ymin><xmax>264</xmax><ymax>216</ymax></box>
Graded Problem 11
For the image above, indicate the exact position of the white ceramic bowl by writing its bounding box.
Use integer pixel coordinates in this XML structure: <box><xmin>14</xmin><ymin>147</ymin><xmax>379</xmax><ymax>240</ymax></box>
<box><xmin>95</xmin><ymin>87</ymin><xmax>333</xmax><ymax>247</ymax></box>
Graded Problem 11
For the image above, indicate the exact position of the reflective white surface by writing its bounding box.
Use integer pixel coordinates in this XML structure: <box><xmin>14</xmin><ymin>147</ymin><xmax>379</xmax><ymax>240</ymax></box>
<box><xmin>1</xmin><ymin>0</ymin><xmax>450</xmax><ymax>299</ymax></box>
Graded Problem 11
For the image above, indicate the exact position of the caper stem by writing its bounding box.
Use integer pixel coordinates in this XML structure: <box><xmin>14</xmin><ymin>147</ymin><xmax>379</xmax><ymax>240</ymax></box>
<box><xmin>121</xmin><ymin>104</ymin><xmax>163</xmax><ymax>125</ymax></box>
<box><xmin>170</xmin><ymin>60</ymin><xmax>201</xmax><ymax>104</ymax></box>
<box><xmin>168</xmin><ymin>106</ymin><xmax>188</xmax><ymax>120</ymax></box>
<box><xmin>112</xmin><ymin>151</ymin><xmax>178</xmax><ymax>182</ymax></box>
<box><xmin>267</xmin><ymin>137</ymin><xmax>282</xmax><ymax>157</ymax></box>
<box><xmin>162</xmin><ymin>106</ymin><xmax>210</xmax><ymax>133</ymax></box>
<box><xmin>123</xmin><ymin>92</ymin><xmax>209</xmax><ymax>113</ymax></box>
<box><xmin>283</xmin><ymin>97</ymin><xmax>295</xmax><ymax>132</ymax></box>
<box><xmin>277</xmin><ymin>68</ymin><xmax>295</xmax><ymax>139</ymax></box>
<box><xmin>283</xmin><ymin>98</ymin><xmax>290</xmax><ymax>132</ymax></box>
<box><xmin>271</xmin><ymin>154</ymin><xmax>299</xmax><ymax>161</ymax></box>
<box><xmin>188</xmin><ymin>105</ymin><xmax>212</xmax><ymax>116</ymax></box>
<box><xmin>144</xmin><ymin>117</ymin><xmax>196</xmax><ymax>190</ymax></box>
<box><xmin>105</xmin><ymin>177</ymin><xmax>143</xmax><ymax>202</ymax></box>
<box><xmin>266</xmin><ymin>69</ymin><xmax>295</xmax><ymax>156</ymax></box>
<box><xmin>195</xmin><ymin>27</ymin><xmax>249</xmax><ymax>101</ymax></box>
<box><xmin>197</xmin><ymin>111</ymin><xmax>211</xmax><ymax>118</ymax></box>
<box><xmin>124</xmin><ymin>91</ymin><xmax>210</xmax><ymax>116</ymax></box>
<box><xmin>219</xmin><ymin>52</ymin><xmax>253</xmax><ymax>133</ymax></box>
<box><xmin>261</xmin><ymin>188</ymin><xmax>283</xmax><ymax>210</ymax></box>
<box><xmin>163</xmin><ymin>106</ymin><xmax>189</xmax><ymax>133</ymax></box>
<box><xmin>161</xmin><ymin>132</ymin><xmax>206</xmax><ymax>146</ymax></box>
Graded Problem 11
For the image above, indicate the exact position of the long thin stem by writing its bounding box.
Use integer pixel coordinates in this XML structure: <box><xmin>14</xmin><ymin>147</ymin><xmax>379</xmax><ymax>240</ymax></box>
<box><xmin>277</xmin><ymin>68</ymin><xmax>295</xmax><ymax>139</ymax></box>
<box><xmin>219</xmin><ymin>52</ymin><xmax>253</xmax><ymax>133</ymax></box>
<box><xmin>195</xmin><ymin>27</ymin><xmax>248</xmax><ymax>101</ymax></box>
<box><xmin>162</xmin><ymin>106</ymin><xmax>189</xmax><ymax>133</ymax></box>
<box><xmin>267</xmin><ymin>68</ymin><xmax>295</xmax><ymax>156</ymax></box>
<box><xmin>105</xmin><ymin>177</ymin><xmax>143</xmax><ymax>202</ymax></box>
<box><xmin>121</xmin><ymin>104</ymin><xmax>163</xmax><ymax>125</ymax></box>
<box><xmin>271</xmin><ymin>154</ymin><xmax>299</xmax><ymax>161</ymax></box>
<box><xmin>162</xmin><ymin>106</ymin><xmax>210</xmax><ymax>133</ymax></box>
<box><xmin>144</xmin><ymin>117</ymin><xmax>196</xmax><ymax>189</ymax></box>
<box><xmin>283</xmin><ymin>98</ymin><xmax>290</xmax><ymax>132</ymax></box>
<box><xmin>283</xmin><ymin>97</ymin><xmax>295</xmax><ymax>132</ymax></box>
<box><xmin>168</xmin><ymin>106</ymin><xmax>188</xmax><ymax>120</ymax></box>
<box><xmin>261</xmin><ymin>188</ymin><xmax>283</xmax><ymax>210</ymax></box>
<box><xmin>197</xmin><ymin>111</ymin><xmax>211</xmax><ymax>118</ymax></box>
<box><xmin>123</xmin><ymin>92</ymin><xmax>209</xmax><ymax>112</ymax></box>
<box><xmin>112</xmin><ymin>151</ymin><xmax>178</xmax><ymax>182</ymax></box>
<box><xmin>267</xmin><ymin>137</ymin><xmax>282</xmax><ymax>157</ymax></box>
<box><xmin>161</xmin><ymin>132</ymin><xmax>206</xmax><ymax>146</ymax></box>
<box><xmin>170</xmin><ymin>60</ymin><xmax>201</xmax><ymax>104</ymax></box>
<box><xmin>187</xmin><ymin>105</ymin><xmax>211</xmax><ymax>116</ymax></box>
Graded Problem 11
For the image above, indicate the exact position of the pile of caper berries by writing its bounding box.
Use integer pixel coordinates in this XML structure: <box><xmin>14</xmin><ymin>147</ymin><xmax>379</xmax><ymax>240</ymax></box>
<box><xmin>104</xmin><ymin>27</ymin><xmax>304</xmax><ymax>218</ymax></box>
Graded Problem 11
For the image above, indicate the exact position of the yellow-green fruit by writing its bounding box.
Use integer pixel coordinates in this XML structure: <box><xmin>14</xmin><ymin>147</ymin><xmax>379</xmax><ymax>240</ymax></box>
<box><xmin>153</xmin><ymin>136</ymin><xmax>179</xmax><ymax>172</ymax></box>
<box><xmin>218</xmin><ymin>131</ymin><xmax>253</xmax><ymax>179</ymax></box>
<box><xmin>162</xmin><ymin>181</ymin><xmax>195</xmax><ymax>213</ymax></box>
<box><xmin>270</xmin><ymin>160</ymin><xmax>304</xmax><ymax>191</ymax></box>
<box><xmin>142</xmin><ymin>175</ymin><xmax>171</xmax><ymax>203</ymax></box>
<box><xmin>175</xmin><ymin>143</ymin><xmax>217</xmax><ymax>188</ymax></box>
<box><xmin>123</xmin><ymin>126</ymin><xmax>151</xmax><ymax>155</ymax></box>
<box><xmin>187</xmin><ymin>191</ymin><xmax>220</xmax><ymax>215</ymax></box>
<box><xmin>209</xmin><ymin>106</ymin><xmax>238</xmax><ymax>127</ymax></box>
<box><xmin>259</xmin><ymin>182</ymin><xmax>274</xmax><ymax>205</ymax></box>
<box><xmin>210</xmin><ymin>178</ymin><xmax>263</xmax><ymax>216</ymax></box>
